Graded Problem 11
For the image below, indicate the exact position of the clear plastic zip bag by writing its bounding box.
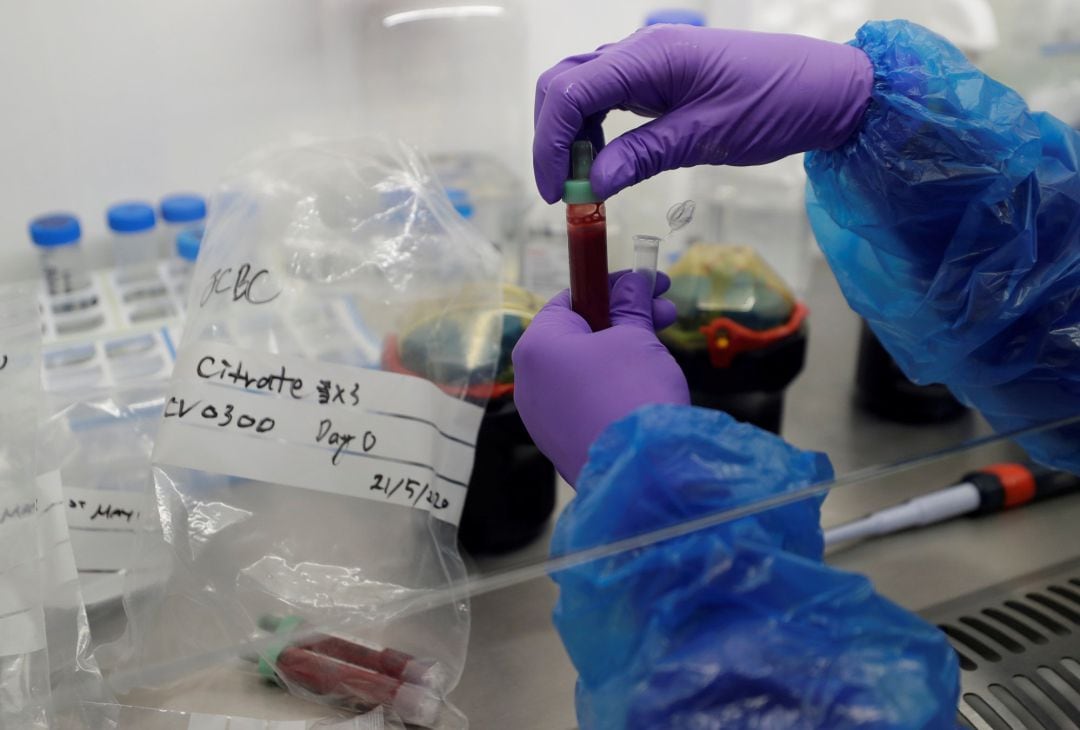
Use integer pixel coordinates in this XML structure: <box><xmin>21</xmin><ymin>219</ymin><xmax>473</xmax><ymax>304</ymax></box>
<box><xmin>33</xmin><ymin>405</ymin><xmax>118</xmax><ymax>730</ymax></box>
<box><xmin>114</xmin><ymin>138</ymin><xmax>503</xmax><ymax>728</ymax></box>
<box><xmin>76</xmin><ymin>703</ymin><xmax>408</xmax><ymax>729</ymax></box>
<box><xmin>0</xmin><ymin>282</ymin><xmax>51</xmax><ymax>728</ymax></box>
<box><xmin>40</xmin><ymin>381</ymin><xmax>166</xmax><ymax>668</ymax></box>
<box><xmin>0</xmin><ymin>280</ymin><xmax>122</xmax><ymax>729</ymax></box>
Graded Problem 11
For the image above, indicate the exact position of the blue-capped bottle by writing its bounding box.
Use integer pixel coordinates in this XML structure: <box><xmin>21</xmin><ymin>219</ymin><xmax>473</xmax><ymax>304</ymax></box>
<box><xmin>644</xmin><ymin>7</ymin><xmax>707</xmax><ymax>27</ymax></box>
<box><xmin>159</xmin><ymin>193</ymin><xmax>206</xmax><ymax>258</ymax></box>
<box><xmin>30</xmin><ymin>212</ymin><xmax>89</xmax><ymax>295</ymax></box>
<box><xmin>445</xmin><ymin>188</ymin><xmax>474</xmax><ymax>220</ymax></box>
<box><xmin>173</xmin><ymin>226</ymin><xmax>203</xmax><ymax>304</ymax></box>
<box><xmin>107</xmin><ymin>201</ymin><xmax>159</xmax><ymax>283</ymax></box>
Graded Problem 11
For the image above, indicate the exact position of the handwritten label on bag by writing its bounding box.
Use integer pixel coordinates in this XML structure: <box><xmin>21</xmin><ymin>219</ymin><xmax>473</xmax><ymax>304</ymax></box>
<box><xmin>199</xmin><ymin>263</ymin><xmax>282</xmax><ymax>309</ymax></box>
<box><xmin>0</xmin><ymin>498</ymin><xmax>36</xmax><ymax>527</ymax></box>
<box><xmin>0</xmin><ymin>472</ymin><xmax>71</xmax><ymax>657</ymax></box>
<box><xmin>37</xmin><ymin>471</ymin><xmax>79</xmax><ymax>588</ymax></box>
<box><xmin>0</xmin><ymin>491</ymin><xmax>46</xmax><ymax>656</ymax></box>
<box><xmin>63</xmin><ymin>485</ymin><xmax>142</xmax><ymax>573</ymax></box>
<box><xmin>153</xmin><ymin>343</ymin><xmax>483</xmax><ymax>525</ymax></box>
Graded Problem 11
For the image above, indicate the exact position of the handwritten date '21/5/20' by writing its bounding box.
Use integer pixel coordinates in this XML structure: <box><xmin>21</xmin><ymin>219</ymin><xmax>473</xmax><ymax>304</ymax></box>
<box><xmin>370</xmin><ymin>474</ymin><xmax>450</xmax><ymax>511</ymax></box>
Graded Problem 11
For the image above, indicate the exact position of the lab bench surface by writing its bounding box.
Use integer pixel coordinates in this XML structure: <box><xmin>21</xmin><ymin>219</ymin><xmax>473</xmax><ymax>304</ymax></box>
<box><xmin>450</xmin><ymin>258</ymin><xmax>1080</xmax><ymax>729</ymax></box>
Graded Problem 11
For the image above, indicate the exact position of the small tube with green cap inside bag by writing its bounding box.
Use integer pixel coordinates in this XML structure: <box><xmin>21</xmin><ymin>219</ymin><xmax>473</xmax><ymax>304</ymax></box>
<box><xmin>251</xmin><ymin>614</ymin><xmax>443</xmax><ymax>726</ymax></box>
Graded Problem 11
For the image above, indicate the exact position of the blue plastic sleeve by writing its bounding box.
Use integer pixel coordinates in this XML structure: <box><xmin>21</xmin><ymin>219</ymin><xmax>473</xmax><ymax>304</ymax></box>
<box><xmin>806</xmin><ymin>20</ymin><xmax>1080</xmax><ymax>471</ymax></box>
<box><xmin>552</xmin><ymin>405</ymin><xmax>958</xmax><ymax>729</ymax></box>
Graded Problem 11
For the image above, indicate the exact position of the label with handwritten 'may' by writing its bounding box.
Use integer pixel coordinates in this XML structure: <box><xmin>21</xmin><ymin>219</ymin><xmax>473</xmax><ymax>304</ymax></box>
<box><xmin>0</xmin><ymin>481</ymin><xmax>46</xmax><ymax>657</ymax></box>
<box><xmin>153</xmin><ymin>342</ymin><xmax>484</xmax><ymax>525</ymax></box>
<box><xmin>64</xmin><ymin>486</ymin><xmax>142</xmax><ymax>572</ymax></box>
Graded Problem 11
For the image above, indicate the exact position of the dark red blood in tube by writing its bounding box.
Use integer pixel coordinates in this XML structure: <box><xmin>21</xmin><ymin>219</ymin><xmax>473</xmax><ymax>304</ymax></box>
<box><xmin>379</xmin><ymin>646</ymin><xmax>415</xmax><ymax>677</ymax></box>
<box><xmin>274</xmin><ymin>646</ymin><xmax>401</xmax><ymax>710</ymax></box>
<box><xmin>302</xmin><ymin>635</ymin><xmax>416</xmax><ymax>680</ymax></box>
<box><xmin>302</xmin><ymin>636</ymin><xmax>384</xmax><ymax>672</ymax></box>
<box><xmin>566</xmin><ymin>202</ymin><xmax>610</xmax><ymax>331</ymax></box>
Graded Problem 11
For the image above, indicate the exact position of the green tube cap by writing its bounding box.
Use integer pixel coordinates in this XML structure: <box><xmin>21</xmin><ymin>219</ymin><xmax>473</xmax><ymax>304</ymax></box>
<box><xmin>257</xmin><ymin>614</ymin><xmax>303</xmax><ymax>681</ymax></box>
<box><xmin>563</xmin><ymin>140</ymin><xmax>602</xmax><ymax>204</ymax></box>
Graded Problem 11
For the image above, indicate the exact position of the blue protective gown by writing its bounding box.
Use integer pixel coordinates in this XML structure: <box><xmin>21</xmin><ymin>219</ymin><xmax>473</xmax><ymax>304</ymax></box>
<box><xmin>551</xmin><ymin>406</ymin><xmax>959</xmax><ymax>729</ymax></box>
<box><xmin>549</xmin><ymin>18</ymin><xmax>1080</xmax><ymax>728</ymax></box>
<box><xmin>807</xmin><ymin>20</ymin><xmax>1080</xmax><ymax>471</ymax></box>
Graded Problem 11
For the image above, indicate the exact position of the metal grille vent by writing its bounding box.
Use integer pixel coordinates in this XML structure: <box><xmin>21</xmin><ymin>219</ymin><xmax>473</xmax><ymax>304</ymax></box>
<box><xmin>921</xmin><ymin>560</ymin><xmax>1080</xmax><ymax>729</ymax></box>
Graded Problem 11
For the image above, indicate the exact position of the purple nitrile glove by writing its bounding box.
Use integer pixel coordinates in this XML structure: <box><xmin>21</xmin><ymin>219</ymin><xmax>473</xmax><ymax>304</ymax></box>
<box><xmin>533</xmin><ymin>25</ymin><xmax>874</xmax><ymax>203</ymax></box>
<box><xmin>513</xmin><ymin>271</ymin><xmax>689</xmax><ymax>486</ymax></box>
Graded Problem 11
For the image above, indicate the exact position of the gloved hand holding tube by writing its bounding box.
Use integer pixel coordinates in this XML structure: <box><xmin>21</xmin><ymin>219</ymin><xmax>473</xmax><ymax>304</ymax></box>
<box><xmin>564</xmin><ymin>140</ymin><xmax>611</xmax><ymax>332</ymax></box>
<box><xmin>512</xmin><ymin>271</ymin><xmax>687</xmax><ymax>485</ymax></box>
<box><xmin>535</xmin><ymin>18</ymin><xmax>1080</xmax><ymax>476</ymax></box>
<box><xmin>532</xmin><ymin>24</ymin><xmax>873</xmax><ymax>203</ymax></box>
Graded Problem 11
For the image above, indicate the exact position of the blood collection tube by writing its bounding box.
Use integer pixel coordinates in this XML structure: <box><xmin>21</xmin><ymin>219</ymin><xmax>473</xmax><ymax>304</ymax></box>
<box><xmin>264</xmin><ymin>646</ymin><xmax>440</xmax><ymax>727</ymax></box>
<box><xmin>564</xmin><ymin>140</ymin><xmax>610</xmax><ymax>331</ymax></box>
<box><xmin>258</xmin><ymin>614</ymin><xmax>447</xmax><ymax>691</ymax></box>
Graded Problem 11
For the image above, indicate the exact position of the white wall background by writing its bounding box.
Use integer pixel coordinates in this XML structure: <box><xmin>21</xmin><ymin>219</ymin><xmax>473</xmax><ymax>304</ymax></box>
<box><xmin>0</xmin><ymin>0</ymin><xmax>672</xmax><ymax>276</ymax></box>
<box><xmin>0</xmin><ymin>0</ymin><xmax>1064</xmax><ymax>277</ymax></box>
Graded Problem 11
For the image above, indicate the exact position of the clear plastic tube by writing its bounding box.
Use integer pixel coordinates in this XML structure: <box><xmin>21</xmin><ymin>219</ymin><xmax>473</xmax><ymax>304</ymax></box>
<box><xmin>565</xmin><ymin>141</ymin><xmax>610</xmax><ymax>331</ymax></box>
<box><xmin>29</xmin><ymin>214</ymin><xmax>90</xmax><ymax>296</ymax></box>
<box><xmin>567</xmin><ymin>202</ymin><xmax>610</xmax><ymax>330</ymax></box>
<box><xmin>633</xmin><ymin>234</ymin><xmax>661</xmax><ymax>294</ymax></box>
<box><xmin>107</xmin><ymin>202</ymin><xmax>159</xmax><ymax>284</ymax></box>
<box><xmin>112</xmin><ymin>230</ymin><xmax>159</xmax><ymax>285</ymax></box>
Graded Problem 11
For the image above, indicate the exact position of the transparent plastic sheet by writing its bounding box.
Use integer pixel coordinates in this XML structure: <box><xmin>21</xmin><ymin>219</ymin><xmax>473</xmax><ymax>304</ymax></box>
<box><xmin>42</xmin><ymin>403</ymin><xmax>1080</xmax><ymax>730</ymax></box>
<box><xmin>0</xmin><ymin>282</ymin><xmax>50</xmax><ymax>728</ymax></box>
<box><xmin>111</xmin><ymin>138</ymin><xmax>502</xmax><ymax>728</ymax></box>
<box><xmin>429</xmin><ymin>153</ymin><xmax>528</xmax><ymax>284</ymax></box>
<box><xmin>41</xmin><ymin>383</ymin><xmax>165</xmax><ymax>654</ymax></box>
<box><xmin>53</xmin><ymin>410</ymin><xmax>1076</xmax><ymax>721</ymax></box>
<box><xmin>79</xmin><ymin>703</ymin><xmax>407</xmax><ymax>730</ymax></box>
<box><xmin>33</xmin><ymin>414</ymin><xmax>119</xmax><ymax>729</ymax></box>
<box><xmin>0</xmin><ymin>284</ymin><xmax>123</xmax><ymax>729</ymax></box>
